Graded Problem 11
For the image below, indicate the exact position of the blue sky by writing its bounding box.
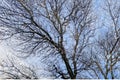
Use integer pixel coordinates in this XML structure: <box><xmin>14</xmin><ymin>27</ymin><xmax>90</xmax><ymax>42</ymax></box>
<box><xmin>0</xmin><ymin>0</ymin><xmax>119</xmax><ymax>78</ymax></box>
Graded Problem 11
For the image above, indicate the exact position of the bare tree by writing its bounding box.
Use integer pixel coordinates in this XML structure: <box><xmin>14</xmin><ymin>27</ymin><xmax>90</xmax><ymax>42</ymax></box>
<box><xmin>87</xmin><ymin>0</ymin><xmax>120</xmax><ymax>79</ymax></box>
<box><xmin>0</xmin><ymin>0</ymin><xmax>95</xmax><ymax>79</ymax></box>
<box><xmin>0</xmin><ymin>56</ymin><xmax>38</xmax><ymax>79</ymax></box>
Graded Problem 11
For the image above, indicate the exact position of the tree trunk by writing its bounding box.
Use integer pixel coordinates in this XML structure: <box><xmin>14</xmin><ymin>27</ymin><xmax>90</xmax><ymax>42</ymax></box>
<box><xmin>60</xmin><ymin>48</ymin><xmax>75</xmax><ymax>79</ymax></box>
